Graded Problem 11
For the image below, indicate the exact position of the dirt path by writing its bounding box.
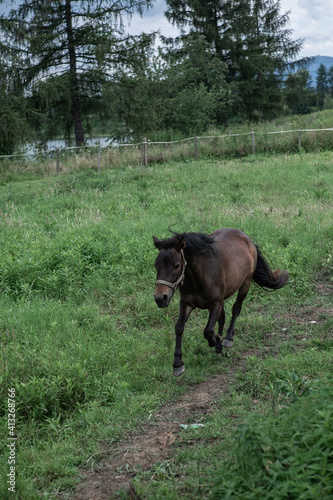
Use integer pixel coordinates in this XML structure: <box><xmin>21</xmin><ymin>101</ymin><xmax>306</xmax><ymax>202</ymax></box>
<box><xmin>71</xmin><ymin>348</ymin><xmax>262</xmax><ymax>500</ymax></box>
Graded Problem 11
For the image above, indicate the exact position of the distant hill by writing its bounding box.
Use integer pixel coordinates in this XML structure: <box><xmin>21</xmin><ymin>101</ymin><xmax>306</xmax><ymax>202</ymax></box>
<box><xmin>306</xmin><ymin>56</ymin><xmax>333</xmax><ymax>86</ymax></box>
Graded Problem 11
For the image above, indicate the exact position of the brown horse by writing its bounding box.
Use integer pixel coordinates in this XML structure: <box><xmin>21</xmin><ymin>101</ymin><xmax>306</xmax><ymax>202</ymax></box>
<box><xmin>153</xmin><ymin>228</ymin><xmax>288</xmax><ymax>376</ymax></box>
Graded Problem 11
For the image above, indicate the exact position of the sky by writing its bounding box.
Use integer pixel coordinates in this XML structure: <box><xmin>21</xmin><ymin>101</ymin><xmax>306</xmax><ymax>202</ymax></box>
<box><xmin>0</xmin><ymin>0</ymin><xmax>332</xmax><ymax>58</ymax></box>
<box><xmin>127</xmin><ymin>0</ymin><xmax>333</xmax><ymax>58</ymax></box>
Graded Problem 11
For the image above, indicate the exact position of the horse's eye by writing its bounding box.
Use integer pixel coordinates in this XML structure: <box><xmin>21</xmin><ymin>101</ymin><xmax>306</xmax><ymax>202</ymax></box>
<box><xmin>174</xmin><ymin>263</ymin><xmax>180</xmax><ymax>270</ymax></box>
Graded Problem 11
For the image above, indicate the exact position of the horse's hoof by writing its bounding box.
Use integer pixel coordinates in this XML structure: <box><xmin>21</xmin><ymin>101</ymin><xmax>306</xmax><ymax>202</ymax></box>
<box><xmin>222</xmin><ymin>338</ymin><xmax>233</xmax><ymax>348</ymax></box>
<box><xmin>215</xmin><ymin>344</ymin><xmax>223</xmax><ymax>354</ymax></box>
<box><xmin>173</xmin><ymin>365</ymin><xmax>185</xmax><ymax>377</ymax></box>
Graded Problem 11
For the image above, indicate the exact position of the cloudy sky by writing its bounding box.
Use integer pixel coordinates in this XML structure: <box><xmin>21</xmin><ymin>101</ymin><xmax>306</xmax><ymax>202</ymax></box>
<box><xmin>128</xmin><ymin>0</ymin><xmax>333</xmax><ymax>58</ymax></box>
<box><xmin>0</xmin><ymin>0</ymin><xmax>332</xmax><ymax>58</ymax></box>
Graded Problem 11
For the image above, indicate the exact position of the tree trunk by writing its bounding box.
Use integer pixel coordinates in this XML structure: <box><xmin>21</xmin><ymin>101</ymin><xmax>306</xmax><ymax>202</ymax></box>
<box><xmin>65</xmin><ymin>0</ymin><xmax>84</xmax><ymax>146</ymax></box>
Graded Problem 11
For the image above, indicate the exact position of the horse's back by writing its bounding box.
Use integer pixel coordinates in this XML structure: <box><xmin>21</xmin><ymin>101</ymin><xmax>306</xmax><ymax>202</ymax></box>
<box><xmin>210</xmin><ymin>228</ymin><xmax>257</xmax><ymax>296</ymax></box>
<box><xmin>212</xmin><ymin>227</ymin><xmax>254</xmax><ymax>249</ymax></box>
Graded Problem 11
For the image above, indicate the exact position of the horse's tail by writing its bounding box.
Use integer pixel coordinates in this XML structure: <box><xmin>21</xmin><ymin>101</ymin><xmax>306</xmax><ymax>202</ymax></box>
<box><xmin>253</xmin><ymin>245</ymin><xmax>289</xmax><ymax>290</ymax></box>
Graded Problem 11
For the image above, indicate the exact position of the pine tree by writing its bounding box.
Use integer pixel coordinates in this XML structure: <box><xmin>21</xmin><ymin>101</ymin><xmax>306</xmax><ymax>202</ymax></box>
<box><xmin>0</xmin><ymin>0</ymin><xmax>154</xmax><ymax>146</ymax></box>
<box><xmin>316</xmin><ymin>63</ymin><xmax>328</xmax><ymax>109</ymax></box>
<box><xmin>0</xmin><ymin>72</ymin><xmax>31</xmax><ymax>155</ymax></box>
<box><xmin>328</xmin><ymin>66</ymin><xmax>333</xmax><ymax>97</ymax></box>
<box><xmin>106</xmin><ymin>34</ymin><xmax>234</xmax><ymax>136</ymax></box>
<box><xmin>165</xmin><ymin>0</ymin><xmax>304</xmax><ymax>120</ymax></box>
<box><xmin>0</xmin><ymin>35</ymin><xmax>33</xmax><ymax>154</ymax></box>
<box><xmin>284</xmin><ymin>69</ymin><xmax>313</xmax><ymax>115</ymax></box>
<box><xmin>159</xmin><ymin>34</ymin><xmax>234</xmax><ymax>131</ymax></box>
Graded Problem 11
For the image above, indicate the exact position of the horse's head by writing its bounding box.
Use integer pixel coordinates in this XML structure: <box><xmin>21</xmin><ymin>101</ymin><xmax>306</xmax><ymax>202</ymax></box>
<box><xmin>153</xmin><ymin>234</ymin><xmax>187</xmax><ymax>308</ymax></box>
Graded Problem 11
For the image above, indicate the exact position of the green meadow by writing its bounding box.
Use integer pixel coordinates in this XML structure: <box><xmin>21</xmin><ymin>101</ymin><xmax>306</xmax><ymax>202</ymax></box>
<box><xmin>0</xmin><ymin>150</ymin><xmax>332</xmax><ymax>498</ymax></box>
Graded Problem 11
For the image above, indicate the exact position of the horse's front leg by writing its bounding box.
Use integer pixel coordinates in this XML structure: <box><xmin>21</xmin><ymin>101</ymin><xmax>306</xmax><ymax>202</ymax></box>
<box><xmin>204</xmin><ymin>302</ymin><xmax>223</xmax><ymax>351</ymax></box>
<box><xmin>173</xmin><ymin>300</ymin><xmax>193</xmax><ymax>377</ymax></box>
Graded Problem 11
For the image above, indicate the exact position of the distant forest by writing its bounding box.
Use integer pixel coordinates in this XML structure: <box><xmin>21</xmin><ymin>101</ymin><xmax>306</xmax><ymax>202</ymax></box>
<box><xmin>1</xmin><ymin>0</ymin><xmax>333</xmax><ymax>155</ymax></box>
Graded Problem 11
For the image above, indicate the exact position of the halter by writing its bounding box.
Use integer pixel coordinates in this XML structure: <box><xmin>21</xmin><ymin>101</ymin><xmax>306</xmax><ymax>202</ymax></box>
<box><xmin>155</xmin><ymin>250</ymin><xmax>187</xmax><ymax>291</ymax></box>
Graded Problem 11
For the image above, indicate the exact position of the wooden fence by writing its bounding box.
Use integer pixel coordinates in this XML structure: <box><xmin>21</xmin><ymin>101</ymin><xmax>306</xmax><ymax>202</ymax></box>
<box><xmin>1</xmin><ymin>127</ymin><xmax>333</xmax><ymax>170</ymax></box>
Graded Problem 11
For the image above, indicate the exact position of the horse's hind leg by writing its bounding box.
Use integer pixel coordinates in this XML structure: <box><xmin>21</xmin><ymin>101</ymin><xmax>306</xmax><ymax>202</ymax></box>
<box><xmin>222</xmin><ymin>281</ymin><xmax>251</xmax><ymax>348</ymax></box>
<box><xmin>204</xmin><ymin>302</ymin><xmax>223</xmax><ymax>350</ymax></box>
<box><xmin>215</xmin><ymin>307</ymin><xmax>225</xmax><ymax>354</ymax></box>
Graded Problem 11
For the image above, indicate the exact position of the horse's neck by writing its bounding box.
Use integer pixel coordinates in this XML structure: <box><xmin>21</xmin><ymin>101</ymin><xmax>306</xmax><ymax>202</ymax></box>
<box><xmin>183</xmin><ymin>253</ymin><xmax>202</xmax><ymax>286</ymax></box>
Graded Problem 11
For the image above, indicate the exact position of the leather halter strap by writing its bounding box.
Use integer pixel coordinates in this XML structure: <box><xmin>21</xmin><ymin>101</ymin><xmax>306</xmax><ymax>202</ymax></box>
<box><xmin>155</xmin><ymin>250</ymin><xmax>187</xmax><ymax>291</ymax></box>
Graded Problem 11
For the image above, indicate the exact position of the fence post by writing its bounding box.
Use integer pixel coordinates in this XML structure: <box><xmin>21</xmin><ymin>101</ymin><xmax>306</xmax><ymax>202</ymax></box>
<box><xmin>194</xmin><ymin>136</ymin><xmax>199</xmax><ymax>158</ymax></box>
<box><xmin>298</xmin><ymin>130</ymin><xmax>301</xmax><ymax>152</ymax></box>
<box><xmin>251</xmin><ymin>128</ymin><xmax>255</xmax><ymax>154</ymax></box>
<box><xmin>98</xmin><ymin>140</ymin><xmax>101</xmax><ymax>172</ymax></box>
<box><xmin>56</xmin><ymin>148</ymin><xmax>60</xmax><ymax>175</ymax></box>
<box><xmin>142</xmin><ymin>137</ymin><xmax>148</xmax><ymax>167</ymax></box>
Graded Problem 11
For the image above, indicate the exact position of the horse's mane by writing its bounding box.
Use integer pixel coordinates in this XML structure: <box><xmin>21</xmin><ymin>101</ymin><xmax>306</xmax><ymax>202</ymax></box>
<box><xmin>171</xmin><ymin>231</ymin><xmax>216</xmax><ymax>256</ymax></box>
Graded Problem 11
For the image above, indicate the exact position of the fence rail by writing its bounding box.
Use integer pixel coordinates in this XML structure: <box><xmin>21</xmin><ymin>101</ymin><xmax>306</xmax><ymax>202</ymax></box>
<box><xmin>1</xmin><ymin>127</ymin><xmax>333</xmax><ymax>170</ymax></box>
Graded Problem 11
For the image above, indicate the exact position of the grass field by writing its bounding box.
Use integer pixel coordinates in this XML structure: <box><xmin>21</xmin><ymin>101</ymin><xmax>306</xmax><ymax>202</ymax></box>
<box><xmin>0</xmin><ymin>150</ymin><xmax>332</xmax><ymax>498</ymax></box>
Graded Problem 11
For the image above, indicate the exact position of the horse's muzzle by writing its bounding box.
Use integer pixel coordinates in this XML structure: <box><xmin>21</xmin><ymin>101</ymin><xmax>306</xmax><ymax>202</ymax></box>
<box><xmin>154</xmin><ymin>293</ymin><xmax>170</xmax><ymax>308</ymax></box>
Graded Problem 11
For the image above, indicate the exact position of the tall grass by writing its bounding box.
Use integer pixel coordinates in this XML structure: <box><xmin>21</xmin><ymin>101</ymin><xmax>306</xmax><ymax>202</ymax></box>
<box><xmin>0</xmin><ymin>148</ymin><xmax>332</xmax><ymax>497</ymax></box>
<box><xmin>210</xmin><ymin>379</ymin><xmax>333</xmax><ymax>499</ymax></box>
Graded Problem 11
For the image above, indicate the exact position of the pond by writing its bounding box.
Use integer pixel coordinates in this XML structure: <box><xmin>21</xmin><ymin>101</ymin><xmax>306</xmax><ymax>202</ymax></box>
<box><xmin>25</xmin><ymin>136</ymin><xmax>113</xmax><ymax>156</ymax></box>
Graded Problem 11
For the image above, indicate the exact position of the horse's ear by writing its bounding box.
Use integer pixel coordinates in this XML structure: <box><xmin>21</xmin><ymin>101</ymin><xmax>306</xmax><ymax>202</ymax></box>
<box><xmin>175</xmin><ymin>235</ymin><xmax>186</xmax><ymax>251</ymax></box>
<box><xmin>153</xmin><ymin>236</ymin><xmax>162</xmax><ymax>249</ymax></box>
